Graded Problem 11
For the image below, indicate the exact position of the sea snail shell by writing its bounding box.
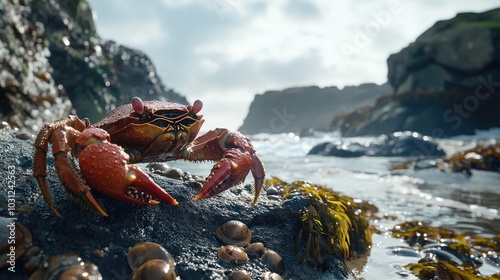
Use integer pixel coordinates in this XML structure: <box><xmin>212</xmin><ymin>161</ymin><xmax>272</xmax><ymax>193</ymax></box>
<box><xmin>245</xmin><ymin>242</ymin><xmax>265</xmax><ymax>258</ymax></box>
<box><xmin>215</xmin><ymin>220</ymin><xmax>252</xmax><ymax>247</ymax></box>
<box><xmin>261</xmin><ymin>249</ymin><xmax>285</xmax><ymax>274</ymax></box>
<box><xmin>217</xmin><ymin>245</ymin><xmax>249</xmax><ymax>264</ymax></box>
<box><xmin>127</xmin><ymin>242</ymin><xmax>175</xmax><ymax>271</ymax></box>
<box><xmin>132</xmin><ymin>259</ymin><xmax>176</xmax><ymax>280</ymax></box>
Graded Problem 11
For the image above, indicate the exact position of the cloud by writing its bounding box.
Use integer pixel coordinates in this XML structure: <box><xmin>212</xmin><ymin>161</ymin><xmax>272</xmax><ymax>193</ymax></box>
<box><xmin>283</xmin><ymin>0</ymin><xmax>319</xmax><ymax>20</ymax></box>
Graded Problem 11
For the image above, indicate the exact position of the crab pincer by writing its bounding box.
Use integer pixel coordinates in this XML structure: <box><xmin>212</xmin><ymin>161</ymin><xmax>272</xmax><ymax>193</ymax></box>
<box><xmin>77</xmin><ymin>128</ymin><xmax>178</xmax><ymax>216</ymax></box>
<box><xmin>188</xmin><ymin>129</ymin><xmax>266</xmax><ymax>205</ymax></box>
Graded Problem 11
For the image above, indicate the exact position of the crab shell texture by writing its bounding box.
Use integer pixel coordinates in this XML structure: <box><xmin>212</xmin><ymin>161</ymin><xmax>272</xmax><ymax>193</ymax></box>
<box><xmin>93</xmin><ymin>99</ymin><xmax>204</xmax><ymax>162</ymax></box>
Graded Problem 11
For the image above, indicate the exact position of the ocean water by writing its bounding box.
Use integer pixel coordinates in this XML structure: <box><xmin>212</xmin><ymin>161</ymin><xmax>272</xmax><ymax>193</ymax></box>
<box><xmin>170</xmin><ymin>130</ymin><xmax>500</xmax><ymax>279</ymax></box>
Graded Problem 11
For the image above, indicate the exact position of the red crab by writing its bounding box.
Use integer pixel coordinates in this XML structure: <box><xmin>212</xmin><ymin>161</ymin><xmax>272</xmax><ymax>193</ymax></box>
<box><xmin>33</xmin><ymin>97</ymin><xmax>265</xmax><ymax>217</ymax></box>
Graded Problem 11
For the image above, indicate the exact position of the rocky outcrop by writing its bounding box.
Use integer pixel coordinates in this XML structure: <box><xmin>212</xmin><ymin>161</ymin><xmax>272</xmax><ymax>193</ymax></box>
<box><xmin>0</xmin><ymin>126</ymin><xmax>351</xmax><ymax>279</ymax></box>
<box><xmin>308</xmin><ymin>131</ymin><xmax>445</xmax><ymax>158</ymax></box>
<box><xmin>0</xmin><ymin>0</ymin><xmax>73</xmax><ymax>131</ymax></box>
<box><xmin>388</xmin><ymin>8</ymin><xmax>500</xmax><ymax>94</ymax></box>
<box><xmin>331</xmin><ymin>88</ymin><xmax>500</xmax><ymax>137</ymax></box>
<box><xmin>331</xmin><ymin>8</ymin><xmax>500</xmax><ymax>137</ymax></box>
<box><xmin>0</xmin><ymin>0</ymin><xmax>187</xmax><ymax>131</ymax></box>
<box><xmin>239</xmin><ymin>83</ymin><xmax>392</xmax><ymax>135</ymax></box>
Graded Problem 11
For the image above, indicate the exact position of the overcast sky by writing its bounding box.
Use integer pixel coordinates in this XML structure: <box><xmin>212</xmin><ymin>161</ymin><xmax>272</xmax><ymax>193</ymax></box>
<box><xmin>87</xmin><ymin>0</ymin><xmax>499</xmax><ymax>131</ymax></box>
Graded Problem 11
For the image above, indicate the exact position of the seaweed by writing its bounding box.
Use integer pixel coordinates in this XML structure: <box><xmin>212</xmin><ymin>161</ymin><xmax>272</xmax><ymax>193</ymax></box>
<box><xmin>391</xmin><ymin>221</ymin><xmax>500</xmax><ymax>279</ymax></box>
<box><xmin>445</xmin><ymin>143</ymin><xmax>500</xmax><ymax>174</ymax></box>
<box><xmin>391</xmin><ymin>221</ymin><xmax>461</xmax><ymax>246</ymax></box>
<box><xmin>265</xmin><ymin>177</ymin><xmax>372</xmax><ymax>271</ymax></box>
<box><xmin>404</xmin><ymin>253</ymin><xmax>500</xmax><ymax>280</ymax></box>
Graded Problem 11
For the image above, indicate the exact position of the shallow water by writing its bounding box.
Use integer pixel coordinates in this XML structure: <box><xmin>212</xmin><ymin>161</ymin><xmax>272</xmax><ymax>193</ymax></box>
<box><xmin>171</xmin><ymin>131</ymin><xmax>500</xmax><ymax>279</ymax></box>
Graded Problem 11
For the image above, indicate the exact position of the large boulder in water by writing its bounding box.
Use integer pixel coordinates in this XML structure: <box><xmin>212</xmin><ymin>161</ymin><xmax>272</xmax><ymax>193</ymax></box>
<box><xmin>308</xmin><ymin>131</ymin><xmax>446</xmax><ymax>157</ymax></box>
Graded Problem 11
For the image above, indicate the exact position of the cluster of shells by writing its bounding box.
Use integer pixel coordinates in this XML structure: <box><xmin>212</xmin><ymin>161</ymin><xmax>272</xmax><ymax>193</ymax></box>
<box><xmin>215</xmin><ymin>220</ymin><xmax>285</xmax><ymax>280</ymax></box>
<box><xmin>0</xmin><ymin>216</ymin><xmax>102</xmax><ymax>279</ymax></box>
<box><xmin>127</xmin><ymin>242</ymin><xmax>177</xmax><ymax>280</ymax></box>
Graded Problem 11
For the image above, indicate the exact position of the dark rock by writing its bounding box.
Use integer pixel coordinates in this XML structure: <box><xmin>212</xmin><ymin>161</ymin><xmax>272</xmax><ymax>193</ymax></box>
<box><xmin>331</xmin><ymin>88</ymin><xmax>500</xmax><ymax>137</ymax></box>
<box><xmin>308</xmin><ymin>131</ymin><xmax>445</xmax><ymax>158</ymax></box>
<box><xmin>31</xmin><ymin>0</ymin><xmax>188</xmax><ymax>123</ymax></box>
<box><xmin>0</xmin><ymin>127</ymin><xmax>340</xmax><ymax>279</ymax></box>
<box><xmin>239</xmin><ymin>83</ymin><xmax>392</xmax><ymax>135</ymax></box>
<box><xmin>0</xmin><ymin>0</ymin><xmax>73</xmax><ymax>131</ymax></box>
<box><xmin>388</xmin><ymin>8</ymin><xmax>500</xmax><ymax>93</ymax></box>
<box><xmin>0</xmin><ymin>0</ymin><xmax>188</xmax><ymax>131</ymax></box>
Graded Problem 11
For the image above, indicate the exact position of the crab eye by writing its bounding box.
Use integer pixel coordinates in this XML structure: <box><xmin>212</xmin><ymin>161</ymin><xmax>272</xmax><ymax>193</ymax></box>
<box><xmin>191</xmin><ymin>99</ymin><xmax>203</xmax><ymax>114</ymax></box>
<box><xmin>131</xmin><ymin>97</ymin><xmax>144</xmax><ymax>115</ymax></box>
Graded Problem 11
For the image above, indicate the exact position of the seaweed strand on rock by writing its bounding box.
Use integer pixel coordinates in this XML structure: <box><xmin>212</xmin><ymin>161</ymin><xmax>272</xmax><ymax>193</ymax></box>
<box><xmin>266</xmin><ymin>177</ymin><xmax>372</xmax><ymax>272</ymax></box>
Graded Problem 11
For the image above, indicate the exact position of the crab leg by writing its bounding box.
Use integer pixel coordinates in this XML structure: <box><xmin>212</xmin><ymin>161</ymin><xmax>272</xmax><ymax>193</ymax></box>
<box><xmin>181</xmin><ymin>128</ymin><xmax>266</xmax><ymax>205</ymax></box>
<box><xmin>51</xmin><ymin>128</ymin><xmax>108</xmax><ymax>217</ymax></box>
<box><xmin>33</xmin><ymin>116</ymin><xmax>90</xmax><ymax>217</ymax></box>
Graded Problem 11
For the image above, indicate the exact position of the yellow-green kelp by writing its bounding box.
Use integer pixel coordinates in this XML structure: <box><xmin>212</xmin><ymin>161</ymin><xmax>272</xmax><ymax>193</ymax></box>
<box><xmin>391</xmin><ymin>221</ymin><xmax>500</xmax><ymax>280</ymax></box>
<box><xmin>404</xmin><ymin>254</ymin><xmax>495</xmax><ymax>280</ymax></box>
<box><xmin>445</xmin><ymin>143</ymin><xmax>500</xmax><ymax>174</ymax></box>
<box><xmin>265</xmin><ymin>177</ymin><xmax>373</xmax><ymax>271</ymax></box>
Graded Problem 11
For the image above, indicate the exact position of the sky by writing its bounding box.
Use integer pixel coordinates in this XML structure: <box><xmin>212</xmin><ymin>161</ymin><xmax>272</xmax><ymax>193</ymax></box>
<box><xmin>87</xmin><ymin>0</ymin><xmax>499</xmax><ymax>131</ymax></box>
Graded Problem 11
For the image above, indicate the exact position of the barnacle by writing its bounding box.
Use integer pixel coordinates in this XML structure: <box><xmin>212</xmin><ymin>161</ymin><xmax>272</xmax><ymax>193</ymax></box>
<box><xmin>266</xmin><ymin>177</ymin><xmax>372</xmax><ymax>271</ymax></box>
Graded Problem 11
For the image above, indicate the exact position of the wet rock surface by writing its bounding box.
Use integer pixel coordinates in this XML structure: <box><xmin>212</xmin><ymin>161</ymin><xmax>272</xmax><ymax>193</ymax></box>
<box><xmin>0</xmin><ymin>127</ymin><xmax>339</xmax><ymax>279</ymax></box>
<box><xmin>35</xmin><ymin>0</ymin><xmax>188</xmax><ymax>123</ymax></box>
<box><xmin>0</xmin><ymin>0</ymin><xmax>73</xmax><ymax>132</ymax></box>
<box><xmin>308</xmin><ymin>131</ymin><xmax>445</xmax><ymax>158</ymax></box>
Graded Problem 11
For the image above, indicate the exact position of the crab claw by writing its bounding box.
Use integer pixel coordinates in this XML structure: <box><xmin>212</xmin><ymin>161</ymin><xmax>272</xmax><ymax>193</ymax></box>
<box><xmin>184</xmin><ymin>129</ymin><xmax>265</xmax><ymax>205</ymax></box>
<box><xmin>193</xmin><ymin>148</ymin><xmax>252</xmax><ymax>201</ymax></box>
<box><xmin>79</xmin><ymin>141</ymin><xmax>178</xmax><ymax>214</ymax></box>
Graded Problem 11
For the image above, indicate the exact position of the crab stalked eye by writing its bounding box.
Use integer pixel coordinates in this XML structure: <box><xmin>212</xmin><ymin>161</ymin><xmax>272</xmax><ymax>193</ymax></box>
<box><xmin>190</xmin><ymin>99</ymin><xmax>203</xmax><ymax>114</ymax></box>
<box><xmin>131</xmin><ymin>97</ymin><xmax>144</xmax><ymax>115</ymax></box>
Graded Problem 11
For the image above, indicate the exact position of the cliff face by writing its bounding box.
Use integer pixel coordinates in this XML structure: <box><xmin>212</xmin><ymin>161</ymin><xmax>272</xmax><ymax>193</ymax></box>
<box><xmin>239</xmin><ymin>83</ymin><xmax>392</xmax><ymax>135</ymax></box>
<box><xmin>0</xmin><ymin>0</ymin><xmax>187</xmax><ymax>130</ymax></box>
<box><xmin>331</xmin><ymin>8</ymin><xmax>500</xmax><ymax>137</ymax></box>
<box><xmin>388</xmin><ymin>8</ymin><xmax>500</xmax><ymax>94</ymax></box>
